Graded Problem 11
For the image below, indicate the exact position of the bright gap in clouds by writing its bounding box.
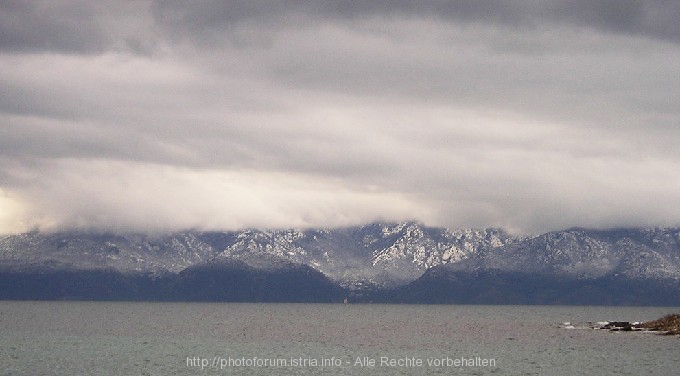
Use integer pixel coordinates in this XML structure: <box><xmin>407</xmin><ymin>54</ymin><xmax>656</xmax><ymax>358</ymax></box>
<box><xmin>0</xmin><ymin>188</ymin><xmax>29</xmax><ymax>235</ymax></box>
<box><xmin>1</xmin><ymin>160</ymin><xmax>430</xmax><ymax>234</ymax></box>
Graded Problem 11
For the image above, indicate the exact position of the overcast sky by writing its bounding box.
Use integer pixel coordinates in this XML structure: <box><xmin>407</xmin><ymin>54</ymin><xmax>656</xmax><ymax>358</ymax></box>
<box><xmin>1</xmin><ymin>1</ymin><xmax>680</xmax><ymax>234</ymax></box>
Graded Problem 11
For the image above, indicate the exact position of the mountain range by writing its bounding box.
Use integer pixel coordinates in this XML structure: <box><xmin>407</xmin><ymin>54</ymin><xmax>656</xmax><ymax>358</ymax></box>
<box><xmin>1</xmin><ymin>222</ymin><xmax>679</xmax><ymax>305</ymax></box>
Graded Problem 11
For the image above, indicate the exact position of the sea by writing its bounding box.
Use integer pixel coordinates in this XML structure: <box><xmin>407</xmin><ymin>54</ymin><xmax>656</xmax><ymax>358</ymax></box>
<box><xmin>1</xmin><ymin>302</ymin><xmax>678</xmax><ymax>375</ymax></box>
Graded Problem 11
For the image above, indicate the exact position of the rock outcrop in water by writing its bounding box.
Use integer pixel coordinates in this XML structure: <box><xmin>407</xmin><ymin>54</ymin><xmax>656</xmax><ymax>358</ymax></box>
<box><xmin>599</xmin><ymin>321</ymin><xmax>635</xmax><ymax>331</ymax></box>
<box><xmin>592</xmin><ymin>314</ymin><xmax>680</xmax><ymax>335</ymax></box>
<box><xmin>637</xmin><ymin>314</ymin><xmax>680</xmax><ymax>335</ymax></box>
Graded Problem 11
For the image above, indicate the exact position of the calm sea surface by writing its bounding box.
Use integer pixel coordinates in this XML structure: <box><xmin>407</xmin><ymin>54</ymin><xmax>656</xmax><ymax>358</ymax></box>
<box><xmin>1</xmin><ymin>302</ymin><xmax>678</xmax><ymax>375</ymax></box>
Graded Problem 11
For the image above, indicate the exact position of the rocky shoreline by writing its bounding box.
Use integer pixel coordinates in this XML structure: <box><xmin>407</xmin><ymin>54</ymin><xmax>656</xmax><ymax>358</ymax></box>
<box><xmin>592</xmin><ymin>314</ymin><xmax>680</xmax><ymax>335</ymax></box>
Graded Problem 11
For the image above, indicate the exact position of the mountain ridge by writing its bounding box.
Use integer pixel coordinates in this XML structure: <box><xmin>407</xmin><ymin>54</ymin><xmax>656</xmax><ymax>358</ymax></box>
<box><xmin>1</xmin><ymin>222</ymin><xmax>679</xmax><ymax>304</ymax></box>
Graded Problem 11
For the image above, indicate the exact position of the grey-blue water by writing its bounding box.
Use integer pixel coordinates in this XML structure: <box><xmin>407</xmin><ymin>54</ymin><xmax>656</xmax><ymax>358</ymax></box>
<box><xmin>1</xmin><ymin>302</ymin><xmax>678</xmax><ymax>375</ymax></box>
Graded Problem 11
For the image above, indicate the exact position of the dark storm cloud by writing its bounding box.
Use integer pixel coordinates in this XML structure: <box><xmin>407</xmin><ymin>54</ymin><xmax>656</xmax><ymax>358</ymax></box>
<box><xmin>3</xmin><ymin>0</ymin><xmax>679</xmax><ymax>52</ymax></box>
<box><xmin>1</xmin><ymin>1</ymin><xmax>680</xmax><ymax>234</ymax></box>
<box><xmin>152</xmin><ymin>0</ymin><xmax>680</xmax><ymax>44</ymax></box>
<box><xmin>0</xmin><ymin>1</ymin><xmax>155</xmax><ymax>54</ymax></box>
<box><xmin>546</xmin><ymin>0</ymin><xmax>680</xmax><ymax>42</ymax></box>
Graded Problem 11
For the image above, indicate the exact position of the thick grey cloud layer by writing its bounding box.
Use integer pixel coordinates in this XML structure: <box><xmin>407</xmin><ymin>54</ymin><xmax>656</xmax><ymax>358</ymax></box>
<box><xmin>1</xmin><ymin>1</ymin><xmax>679</xmax><ymax>234</ymax></box>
